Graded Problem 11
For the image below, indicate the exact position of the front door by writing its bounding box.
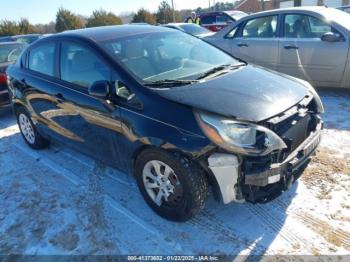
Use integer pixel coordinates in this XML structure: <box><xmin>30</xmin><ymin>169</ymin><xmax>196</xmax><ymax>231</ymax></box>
<box><xmin>278</xmin><ymin>13</ymin><xmax>348</xmax><ymax>86</ymax></box>
<box><xmin>52</xmin><ymin>41</ymin><xmax>126</xmax><ymax>168</ymax></box>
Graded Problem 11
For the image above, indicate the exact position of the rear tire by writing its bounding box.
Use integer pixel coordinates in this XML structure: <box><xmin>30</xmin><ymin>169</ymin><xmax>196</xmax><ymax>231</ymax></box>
<box><xmin>135</xmin><ymin>148</ymin><xmax>208</xmax><ymax>222</ymax></box>
<box><xmin>16</xmin><ymin>107</ymin><xmax>49</xmax><ymax>149</ymax></box>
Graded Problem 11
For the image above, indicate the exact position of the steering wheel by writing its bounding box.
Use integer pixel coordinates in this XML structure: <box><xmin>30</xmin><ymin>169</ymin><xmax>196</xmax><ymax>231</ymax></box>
<box><xmin>171</xmin><ymin>56</ymin><xmax>184</xmax><ymax>68</ymax></box>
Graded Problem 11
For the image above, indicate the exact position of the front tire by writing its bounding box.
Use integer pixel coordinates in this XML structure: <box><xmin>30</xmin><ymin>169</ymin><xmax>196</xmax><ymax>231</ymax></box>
<box><xmin>135</xmin><ymin>148</ymin><xmax>208</xmax><ymax>222</ymax></box>
<box><xmin>16</xmin><ymin>107</ymin><xmax>49</xmax><ymax>149</ymax></box>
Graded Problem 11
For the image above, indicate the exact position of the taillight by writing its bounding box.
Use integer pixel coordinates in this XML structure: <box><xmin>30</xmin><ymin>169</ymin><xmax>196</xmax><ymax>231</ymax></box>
<box><xmin>0</xmin><ymin>73</ymin><xmax>7</xmax><ymax>85</ymax></box>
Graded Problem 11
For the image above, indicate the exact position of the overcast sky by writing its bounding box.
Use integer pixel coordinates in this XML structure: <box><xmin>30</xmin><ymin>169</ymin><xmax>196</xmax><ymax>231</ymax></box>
<box><xmin>0</xmin><ymin>0</ymin><xmax>219</xmax><ymax>24</ymax></box>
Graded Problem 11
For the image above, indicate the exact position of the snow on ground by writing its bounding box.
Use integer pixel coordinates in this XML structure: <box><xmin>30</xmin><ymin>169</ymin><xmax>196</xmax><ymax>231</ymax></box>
<box><xmin>0</xmin><ymin>89</ymin><xmax>349</xmax><ymax>257</ymax></box>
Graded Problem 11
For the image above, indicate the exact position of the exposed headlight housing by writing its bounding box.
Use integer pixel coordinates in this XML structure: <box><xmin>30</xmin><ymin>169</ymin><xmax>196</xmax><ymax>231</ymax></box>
<box><xmin>195</xmin><ymin>111</ymin><xmax>287</xmax><ymax>156</ymax></box>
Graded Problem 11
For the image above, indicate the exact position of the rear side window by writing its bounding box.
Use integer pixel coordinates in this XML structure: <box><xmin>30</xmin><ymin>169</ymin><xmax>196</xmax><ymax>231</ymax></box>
<box><xmin>242</xmin><ymin>15</ymin><xmax>278</xmax><ymax>38</ymax></box>
<box><xmin>28</xmin><ymin>43</ymin><xmax>55</xmax><ymax>76</ymax></box>
<box><xmin>60</xmin><ymin>42</ymin><xmax>111</xmax><ymax>88</ymax></box>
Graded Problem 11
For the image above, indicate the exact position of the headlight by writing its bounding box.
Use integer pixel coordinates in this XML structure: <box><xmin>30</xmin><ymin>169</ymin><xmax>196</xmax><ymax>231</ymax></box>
<box><xmin>195</xmin><ymin>111</ymin><xmax>287</xmax><ymax>156</ymax></box>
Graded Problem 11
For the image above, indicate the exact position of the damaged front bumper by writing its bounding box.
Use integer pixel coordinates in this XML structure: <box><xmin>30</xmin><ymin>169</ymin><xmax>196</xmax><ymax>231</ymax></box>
<box><xmin>207</xmin><ymin>121</ymin><xmax>323</xmax><ymax>204</ymax></box>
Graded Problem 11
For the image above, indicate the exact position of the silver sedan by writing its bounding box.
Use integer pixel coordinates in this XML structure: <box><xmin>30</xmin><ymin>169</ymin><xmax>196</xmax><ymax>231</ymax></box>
<box><xmin>205</xmin><ymin>6</ymin><xmax>350</xmax><ymax>89</ymax></box>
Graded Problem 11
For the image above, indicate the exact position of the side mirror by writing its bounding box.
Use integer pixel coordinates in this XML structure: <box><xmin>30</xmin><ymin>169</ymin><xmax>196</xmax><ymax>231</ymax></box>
<box><xmin>88</xmin><ymin>80</ymin><xmax>110</xmax><ymax>98</ymax></box>
<box><xmin>321</xmin><ymin>32</ymin><xmax>343</xmax><ymax>42</ymax></box>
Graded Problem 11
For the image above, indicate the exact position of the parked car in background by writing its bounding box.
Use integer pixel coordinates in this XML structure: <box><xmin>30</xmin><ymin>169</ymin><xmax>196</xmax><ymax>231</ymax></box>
<box><xmin>163</xmin><ymin>23</ymin><xmax>215</xmax><ymax>38</ymax></box>
<box><xmin>0</xmin><ymin>42</ymin><xmax>26</xmax><ymax>107</ymax></box>
<box><xmin>337</xmin><ymin>5</ymin><xmax>350</xmax><ymax>13</ymax></box>
<box><xmin>200</xmin><ymin>10</ymin><xmax>247</xmax><ymax>32</ymax></box>
<box><xmin>7</xmin><ymin>25</ymin><xmax>323</xmax><ymax>221</ymax></box>
<box><xmin>0</xmin><ymin>36</ymin><xmax>12</xmax><ymax>43</ymax></box>
<box><xmin>205</xmin><ymin>6</ymin><xmax>350</xmax><ymax>88</ymax></box>
<box><xmin>0</xmin><ymin>34</ymin><xmax>41</xmax><ymax>44</ymax></box>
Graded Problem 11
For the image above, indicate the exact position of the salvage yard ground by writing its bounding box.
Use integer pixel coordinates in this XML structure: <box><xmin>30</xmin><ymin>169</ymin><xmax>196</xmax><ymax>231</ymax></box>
<box><xmin>0</xmin><ymin>89</ymin><xmax>349</xmax><ymax>257</ymax></box>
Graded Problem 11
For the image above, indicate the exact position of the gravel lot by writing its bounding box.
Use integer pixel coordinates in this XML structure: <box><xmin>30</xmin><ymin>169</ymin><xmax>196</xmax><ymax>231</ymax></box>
<box><xmin>0</xmin><ymin>89</ymin><xmax>349</xmax><ymax>257</ymax></box>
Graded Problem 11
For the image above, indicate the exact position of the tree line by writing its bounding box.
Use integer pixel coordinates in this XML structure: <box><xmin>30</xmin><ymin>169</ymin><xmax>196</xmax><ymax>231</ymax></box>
<box><xmin>0</xmin><ymin>1</ymin><xmax>237</xmax><ymax>36</ymax></box>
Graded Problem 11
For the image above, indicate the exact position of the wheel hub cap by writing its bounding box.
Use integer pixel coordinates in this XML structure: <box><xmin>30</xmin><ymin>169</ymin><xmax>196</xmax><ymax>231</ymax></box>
<box><xmin>142</xmin><ymin>160</ymin><xmax>181</xmax><ymax>206</ymax></box>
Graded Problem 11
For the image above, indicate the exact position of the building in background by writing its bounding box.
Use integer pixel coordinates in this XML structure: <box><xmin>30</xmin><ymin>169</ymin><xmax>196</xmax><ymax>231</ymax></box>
<box><xmin>234</xmin><ymin>0</ymin><xmax>350</xmax><ymax>13</ymax></box>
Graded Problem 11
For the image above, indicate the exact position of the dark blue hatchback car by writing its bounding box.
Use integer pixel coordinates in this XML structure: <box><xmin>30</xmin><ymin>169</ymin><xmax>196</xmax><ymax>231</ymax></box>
<box><xmin>7</xmin><ymin>25</ymin><xmax>323</xmax><ymax>221</ymax></box>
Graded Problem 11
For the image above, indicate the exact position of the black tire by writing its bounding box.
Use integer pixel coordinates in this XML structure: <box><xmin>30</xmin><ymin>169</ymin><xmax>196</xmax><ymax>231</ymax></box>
<box><xmin>16</xmin><ymin>107</ymin><xmax>49</xmax><ymax>149</ymax></box>
<box><xmin>135</xmin><ymin>148</ymin><xmax>208</xmax><ymax>222</ymax></box>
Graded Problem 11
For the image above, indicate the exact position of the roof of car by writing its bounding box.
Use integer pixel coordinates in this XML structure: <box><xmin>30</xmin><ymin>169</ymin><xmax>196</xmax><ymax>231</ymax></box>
<box><xmin>248</xmin><ymin>5</ymin><xmax>329</xmax><ymax>15</ymax></box>
<box><xmin>57</xmin><ymin>25</ymin><xmax>173</xmax><ymax>42</ymax></box>
<box><xmin>337</xmin><ymin>5</ymin><xmax>350</xmax><ymax>9</ymax></box>
<box><xmin>12</xmin><ymin>34</ymin><xmax>41</xmax><ymax>38</ymax></box>
<box><xmin>221</xmin><ymin>6</ymin><xmax>341</xmax><ymax>21</ymax></box>
<box><xmin>200</xmin><ymin>10</ymin><xmax>246</xmax><ymax>15</ymax></box>
<box><xmin>166</xmin><ymin>23</ymin><xmax>189</xmax><ymax>26</ymax></box>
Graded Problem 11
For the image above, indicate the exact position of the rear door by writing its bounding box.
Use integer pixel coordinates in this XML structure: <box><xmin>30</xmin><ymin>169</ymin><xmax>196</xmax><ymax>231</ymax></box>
<box><xmin>278</xmin><ymin>13</ymin><xmax>348</xmax><ymax>86</ymax></box>
<box><xmin>228</xmin><ymin>14</ymin><xmax>279</xmax><ymax>70</ymax></box>
<box><xmin>22</xmin><ymin>41</ymin><xmax>62</xmax><ymax>137</ymax></box>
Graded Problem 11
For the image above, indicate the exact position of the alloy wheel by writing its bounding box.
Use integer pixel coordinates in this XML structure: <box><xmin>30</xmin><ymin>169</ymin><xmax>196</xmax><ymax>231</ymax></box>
<box><xmin>142</xmin><ymin>160</ymin><xmax>182</xmax><ymax>206</ymax></box>
<box><xmin>19</xmin><ymin>113</ymin><xmax>35</xmax><ymax>144</ymax></box>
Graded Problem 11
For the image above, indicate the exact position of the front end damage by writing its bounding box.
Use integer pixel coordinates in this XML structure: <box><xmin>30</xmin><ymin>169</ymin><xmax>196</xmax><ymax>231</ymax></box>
<box><xmin>202</xmin><ymin>93</ymin><xmax>323</xmax><ymax>204</ymax></box>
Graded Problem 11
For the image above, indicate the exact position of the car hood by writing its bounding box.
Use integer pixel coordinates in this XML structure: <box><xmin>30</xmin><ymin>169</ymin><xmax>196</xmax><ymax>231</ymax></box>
<box><xmin>152</xmin><ymin>65</ymin><xmax>310</xmax><ymax>122</ymax></box>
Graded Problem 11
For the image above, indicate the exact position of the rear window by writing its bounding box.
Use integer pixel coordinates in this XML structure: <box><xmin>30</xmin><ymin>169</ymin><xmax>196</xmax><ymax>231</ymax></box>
<box><xmin>0</xmin><ymin>44</ymin><xmax>25</xmax><ymax>63</ymax></box>
<box><xmin>216</xmin><ymin>15</ymin><xmax>229</xmax><ymax>24</ymax></box>
<box><xmin>201</xmin><ymin>15</ymin><xmax>215</xmax><ymax>25</ymax></box>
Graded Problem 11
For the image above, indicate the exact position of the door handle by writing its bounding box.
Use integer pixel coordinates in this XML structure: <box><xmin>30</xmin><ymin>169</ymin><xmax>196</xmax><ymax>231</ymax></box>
<box><xmin>237</xmin><ymin>43</ymin><xmax>248</xmax><ymax>47</ymax></box>
<box><xmin>54</xmin><ymin>93</ymin><xmax>65</xmax><ymax>103</ymax></box>
<box><xmin>284</xmin><ymin>44</ymin><xmax>299</xmax><ymax>50</ymax></box>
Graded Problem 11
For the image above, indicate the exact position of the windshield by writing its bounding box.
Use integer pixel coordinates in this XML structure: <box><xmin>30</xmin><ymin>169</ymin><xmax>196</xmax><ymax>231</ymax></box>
<box><xmin>102</xmin><ymin>31</ymin><xmax>241</xmax><ymax>83</ymax></box>
<box><xmin>179</xmin><ymin>24</ymin><xmax>211</xmax><ymax>35</ymax></box>
<box><xmin>0</xmin><ymin>44</ymin><xmax>25</xmax><ymax>63</ymax></box>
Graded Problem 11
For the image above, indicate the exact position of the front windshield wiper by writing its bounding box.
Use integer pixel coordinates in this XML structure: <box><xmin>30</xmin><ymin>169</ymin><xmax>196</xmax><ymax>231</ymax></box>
<box><xmin>144</xmin><ymin>79</ymin><xmax>200</xmax><ymax>88</ymax></box>
<box><xmin>196</xmin><ymin>63</ymin><xmax>245</xmax><ymax>80</ymax></box>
